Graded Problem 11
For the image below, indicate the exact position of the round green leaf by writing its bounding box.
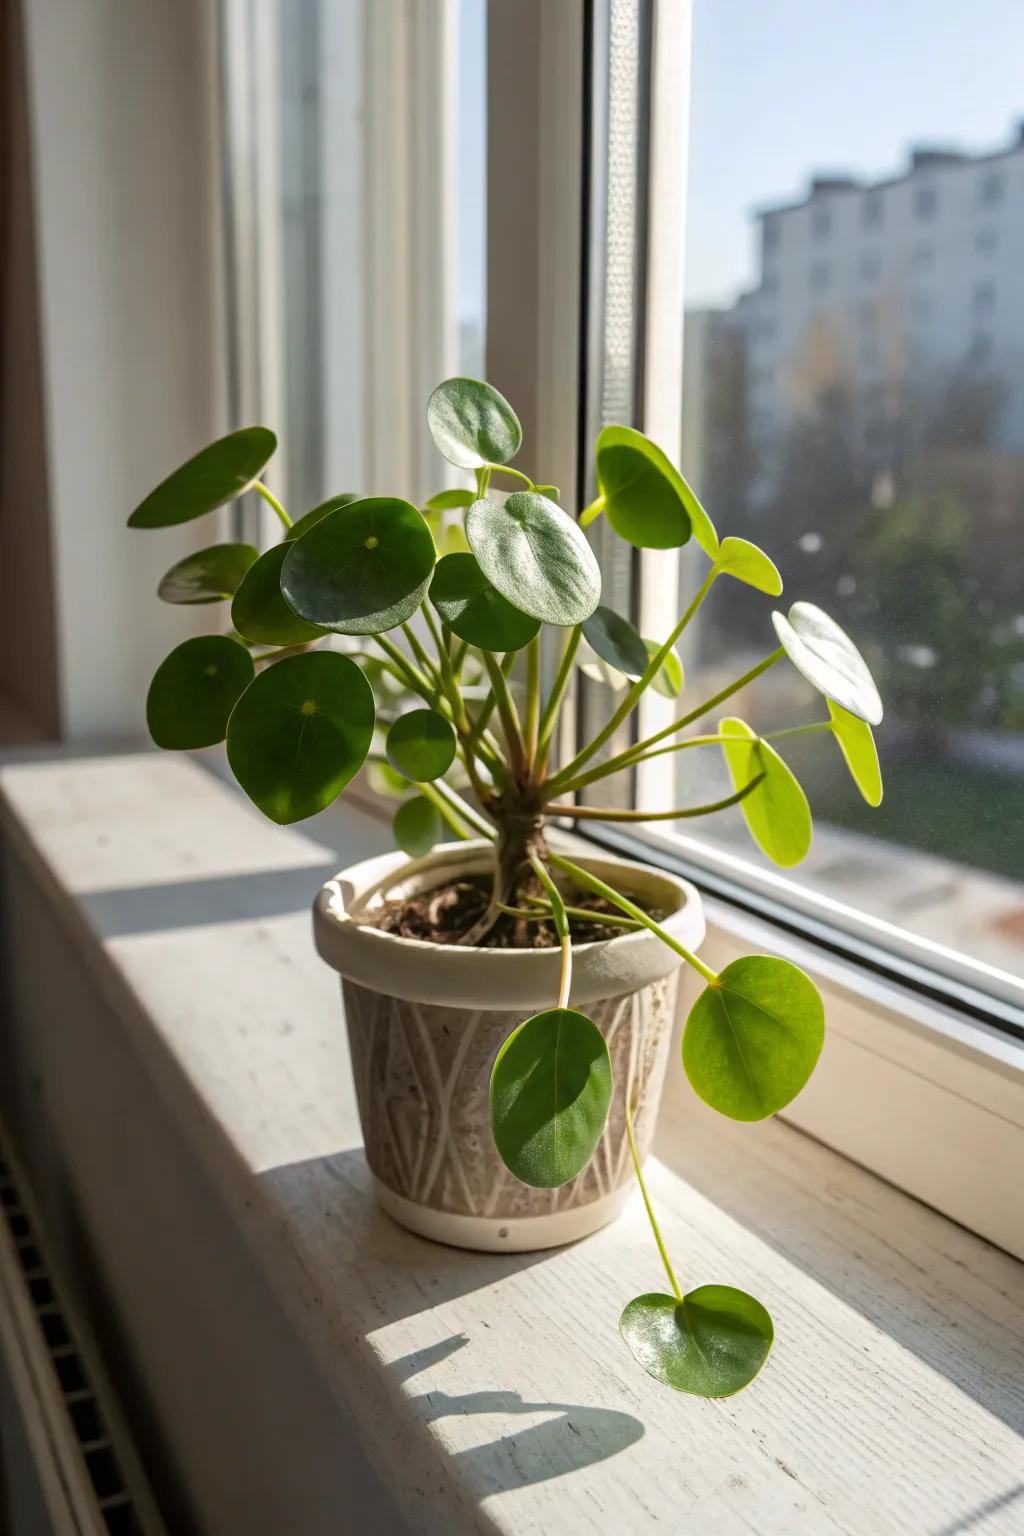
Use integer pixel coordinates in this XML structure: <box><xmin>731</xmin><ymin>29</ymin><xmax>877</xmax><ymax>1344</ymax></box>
<box><xmin>285</xmin><ymin>492</ymin><xmax>363</xmax><ymax>542</ymax></box>
<box><xmin>828</xmin><ymin>699</ymin><xmax>883</xmax><ymax>806</ymax></box>
<box><xmin>772</xmin><ymin>601</ymin><xmax>883</xmax><ymax>726</ymax></box>
<box><xmin>231</xmin><ymin>545</ymin><xmax>326</xmax><ymax>646</ymax></box>
<box><xmin>620</xmin><ymin>1286</ymin><xmax>773</xmax><ymax>1397</ymax></box>
<box><xmin>128</xmin><ymin>427</ymin><xmax>276</xmax><ymax>528</ymax></box>
<box><xmin>429</xmin><ymin>552</ymin><xmax>540</xmax><ymax>651</ymax></box>
<box><xmin>422</xmin><ymin>488</ymin><xmax>476</xmax><ymax>512</ymax></box>
<box><xmin>157</xmin><ymin>543</ymin><xmax>259</xmax><ymax>605</ymax></box>
<box><xmin>719</xmin><ymin>717</ymin><xmax>812</xmax><ymax>868</ymax></box>
<box><xmin>393</xmin><ymin>795</ymin><xmax>441</xmax><ymax>858</ymax></box>
<box><xmin>643</xmin><ymin>638</ymin><xmax>684</xmax><ymax>699</ymax></box>
<box><xmin>582</xmin><ymin>606</ymin><xmax>648</xmax><ymax>677</ymax></box>
<box><xmin>596</xmin><ymin>425</ymin><xmax>719</xmax><ymax>555</ymax></box>
<box><xmin>146</xmin><ymin>635</ymin><xmax>254</xmax><ymax>750</ymax></box>
<box><xmin>467</xmin><ymin>493</ymin><xmax>601</xmax><ymax>628</ymax></box>
<box><xmin>714</xmin><ymin>537</ymin><xmax>782</xmax><ymax>595</ymax></box>
<box><xmin>427</xmin><ymin>377</ymin><xmax>522</xmax><ymax>470</ymax></box>
<box><xmin>366</xmin><ymin>758</ymin><xmax>410</xmax><ymax>798</ymax></box>
<box><xmin>489</xmin><ymin>1008</ymin><xmax>612</xmax><ymax>1188</ymax></box>
<box><xmin>683</xmin><ymin>955</ymin><xmax>824</xmax><ymax>1121</ymax></box>
<box><xmin>225</xmin><ymin>651</ymin><xmax>374</xmax><ymax>824</ymax></box>
<box><xmin>281</xmin><ymin>497</ymin><xmax>436</xmax><ymax>635</ymax></box>
<box><xmin>386</xmin><ymin>709</ymin><xmax>456</xmax><ymax>782</ymax></box>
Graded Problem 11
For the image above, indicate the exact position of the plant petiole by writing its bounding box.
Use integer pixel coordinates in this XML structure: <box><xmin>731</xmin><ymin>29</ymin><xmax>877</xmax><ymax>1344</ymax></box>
<box><xmin>253</xmin><ymin>479</ymin><xmax>293</xmax><ymax>531</ymax></box>
<box><xmin>625</xmin><ymin>1106</ymin><xmax>682</xmax><ymax>1302</ymax></box>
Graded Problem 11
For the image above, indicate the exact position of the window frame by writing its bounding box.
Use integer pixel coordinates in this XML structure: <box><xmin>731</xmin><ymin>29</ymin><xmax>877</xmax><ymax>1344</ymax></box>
<box><xmin>485</xmin><ymin>0</ymin><xmax>1024</xmax><ymax>1253</ymax></box>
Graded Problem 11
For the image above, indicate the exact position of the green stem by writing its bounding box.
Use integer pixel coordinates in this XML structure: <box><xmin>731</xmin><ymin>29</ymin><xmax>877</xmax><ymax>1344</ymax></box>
<box><xmin>401</xmin><ymin>622</ymin><xmax>441</xmax><ymax>686</ymax></box>
<box><xmin>519</xmin><ymin>897</ymin><xmax>642</xmax><ymax>930</ymax></box>
<box><xmin>524</xmin><ymin>635</ymin><xmax>541</xmax><ymax>765</ymax></box>
<box><xmin>551</xmin><ymin>646</ymin><xmax>785</xmax><ymax>798</ymax></box>
<box><xmin>579</xmin><ymin>492</ymin><xmax>606</xmax><ymax>528</ymax></box>
<box><xmin>475</xmin><ymin>466</ymin><xmax>492</xmax><ymax>498</ymax></box>
<box><xmin>557</xmin><ymin>732</ymin><xmax>730</xmax><ymax>796</ymax></box>
<box><xmin>544</xmin><ymin>775</ymin><xmax>764</xmax><ymax>822</ymax></box>
<box><xmin>548</xmin><ymin>852</ymin><xmax>719</xmax><ymax>987</ymax></box>
<box><xmin>425</xmin><ymin>775</ymin><xmax>496</xmax><ymax>841</ymax></box>
<box><xmin>625</xmin><ymin>1107</ymin><xmax>682</xmax><ymax>1302</ymax></box>
<box><xmin>766</xmin><ymin>720</ymin><xmax>833</xmax><ymax>742</ymax></box>
<box><xmin>547</xmin><ymin>568</ymin><xmax>719</xmax><ymax>795</ymax></box>
<box><xmin>254</xmin><ymin>480</ymin><xmax>293</xmax><ymax>531</ymax></box>
<box><xmin>482</xmin><ymin>651</ymin><xmax>526</xmax><ymax>772</ymax></box>
<box><xmin>373</xmin><ymin>634</ymin><xmax>441</xmax><ymax>707</ymax></box>
<box><xmin>485</xmin><ymin>462</ymin><xmax>535</xmax><ymax>490</ymax></box>
<box><xmin>416</xmin><ymin>780</ymin><xmax>471</xmax><ymax>840</ymax></box>
<box><xmin>536</xmin><ymin>627</ymin><xmax>582</xmax><ymax>763</ymax></box>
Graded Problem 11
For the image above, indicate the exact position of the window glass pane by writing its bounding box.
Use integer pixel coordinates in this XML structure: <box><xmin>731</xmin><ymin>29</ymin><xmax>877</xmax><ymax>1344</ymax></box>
<box><xmin>673</xmin><ymin>0</ymin><xmax>1024</xmax><ymax>983</ymax></box>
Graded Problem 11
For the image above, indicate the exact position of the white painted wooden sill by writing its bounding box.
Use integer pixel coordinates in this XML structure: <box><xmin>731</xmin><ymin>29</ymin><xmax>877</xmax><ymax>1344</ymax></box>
<box><xmin>1</xmin><ymin>753</ymin><xmax>1022</xmax><ymax>1536</ymax></box>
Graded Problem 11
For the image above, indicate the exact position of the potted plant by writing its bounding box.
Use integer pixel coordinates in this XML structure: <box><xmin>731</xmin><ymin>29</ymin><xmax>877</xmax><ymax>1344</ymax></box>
<box><xmin>129</xmin><ymin>377</ymin><xmax>883</xmax><ymax>1397</ymax></box>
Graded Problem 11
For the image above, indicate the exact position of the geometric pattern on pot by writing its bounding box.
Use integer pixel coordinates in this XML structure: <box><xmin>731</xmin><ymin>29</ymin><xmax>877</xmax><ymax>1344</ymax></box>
<box><xmin>341</xmin><ymin>973</ymin><xmax>678</xmax><ymax>1222</ymax></box>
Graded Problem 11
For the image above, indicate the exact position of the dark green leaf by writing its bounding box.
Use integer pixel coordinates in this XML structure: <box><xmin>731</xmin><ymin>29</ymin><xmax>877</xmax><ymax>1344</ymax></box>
<box><xmin>231</xmin><ymin>545</ymin><xmax>326</xmax><ymax>646</ymax></box>
<box><xmin>393</xmin><ymin>795</ymin><xmax>441</xmax><ymax>857</ymax></box>
<box><xmin>386</xmin><ymin>709</ymin><xmax>456</xmax><ymax>782</ymax></box>
<box><xmin>422</xmin><ymin>488</ymin><xmax>476</xmax><ymax>512</ymax></box>
<box><xmin>489</xmin><ymin>1008</ymin><xmax>612</xmax><ymax>1188</ymax></box>
<box><xmin>146</xmin><ymin>635</ymin><xmax>254</xmax><ymax>749</ymax></box>
<box><xmin>772</xmin><ymin>601</ymin><xmax>883</xmax><ymax>725</ymax></box>
<box><xmin>427</xmin><ymin>377</ymin><xmax>522</xmax><ymax>469</ymax></box>
<box><xmin>128</xmin><ymin>427</ymin><xmax>276</xmax><ymax>528</ymax></box>
<box><xmin>620</xmin><ymin>1286</ymin><xmax>773</xmax><ymax>1397</ymax></box>
<box><xmin>714</xmin><ymin>536</ymin><xmax>782</xmax><ymax>595</ymax></box>
<box><xmin>683</xmin><ymin>954</ymin><xmax>825</xmax><ymax>1121</ymax></box>
<box><xmin>157</xmin><ymin>543</ymin><xmax>259</xmax><ymax>604</ymax></box>
<box><xmin>225</xmin><ymin>651</ymin><xmax>374</xmax><ymax>824</ymax></box>
<box><xmin>596</xmin><ymin>425</ymin><xmax>719</xmax><ymax>555</ymax></box>
<box><xmin>643</xmin><ymin>639</ymin><xmax>684</xmax><ymax>698</ymax></box>
<box><xmin>467</xmin><ymin>493</ymin><xmax>601</xmax><ymax>627</ymax></box>
<box><xmin>285</xmin><ymin>492</ymin><xmax>364</xmax><ymax>541</ymax></box>
<box><xmin>828</xmin><ymin>699</ymin><xmax>883</xmax><ymax>806</ymax></box>
<box><xmin>429</xmin><ymin>552</ymin><xmax>540</xmax><ymax>651</ymax></box>
<box><xmin>719</xmin><ymin>717</ymin><xmax>812</xmax><ymax>867</ymax></box>
<box><xmin>281</xmin><ymin>497</ymin><xmax>436</xmax><ymax>635</ymax></box>
<box><xmin>583</xmin><ymin>606</ymin><xmax>649</xmax><ymax>677</ymax></box>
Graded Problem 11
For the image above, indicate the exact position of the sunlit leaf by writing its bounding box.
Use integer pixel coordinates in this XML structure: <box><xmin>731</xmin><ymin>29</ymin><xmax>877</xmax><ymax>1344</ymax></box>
<box><xmin>147</xmin><ymin>635</ymin><xmax>254</xmax><ymax>749</ymax></box>
<box><xmin>423</xmin><ymin>488</ymin><xmax>476</xmax><ymax>512</ymax></box>
<box><xmin>281</xmin><ymin>497</ymin><xmax>435</xmax><ymax>635</ymax></box>
<box><xmin>128</xmin><ymin>427</ymin><xmax>276</xmax><ymax>528</ymax></box>
<box><xmin>719</xmin><ymin>717</ymin><xmax>811</xmax><ymax>867</ymax></box>
<box><xmin>226</xmin><ymin>651</ymin><xmax>374</xmax><ymax>824</ymax></box>
<box><xmin>595</xmin><ymin>425</ymin><xmax>719</xmax><ymax>555</ymax></box>
<box><xmin>621</xmin><ymin>1286</ymin><xmax>773</xmax><ymax>1397</ymax></box>
<box><xmin>386</xmin><ymin>708</ymin><xmax>456</xmax><ymax>782</ymax></box>
<box><xmin>643</xmin><ymin>639</ymin><xmax>684</xmax><ymax>699</ymax></box>
<box><xmin>828</xmin><ymin>699</ymin><xmax>882</xmax><ymax>806</ymax></box>
<box><xmin>157</xmin><ymin>543</ymin><xmax>259</xmax><ymax>605</ymax></box>
<box><xmin>714</xmin><ymin>536</ymin><xmax>782</xmax><ymax>595</ymax></box>
<box><xmin>430</xmin><ymin>551</ymin><xmax>540</xmax><ymax>651</ymax></box>
<box><xmin>467</xmin><ymin>492</ymin><xmax>601</xmax><ymax>627</ymax></box>
<box><xmin>772</xmin><ymin>601</ymin><xmax>883</xmax><ymax>725</ymax></box>
<box><xmin>683</xmin><ymin>954</ymin><xmax>825</xmax><ymax>1121</ymax></box>
<box><xmin>490</xmin><ymin>1008</ymin><xmax>612</xmax><ymax>1187</ymax></box>
<box><xmin>427</xmin><ymin>377</ymin><xmax>522</xmax><ymax>469</ymax></box>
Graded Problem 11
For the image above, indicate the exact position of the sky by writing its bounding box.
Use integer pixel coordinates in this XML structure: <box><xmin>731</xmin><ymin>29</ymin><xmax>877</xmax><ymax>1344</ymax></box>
<box><xmin>456</xmin><ymin>0</ymin><xmax>1024</xmax><ymax>321</ymax></box>
<box><xmin>685</xmin><ymin>0</ymin><xmax>1024</xmax><ymax>307</ymax></box>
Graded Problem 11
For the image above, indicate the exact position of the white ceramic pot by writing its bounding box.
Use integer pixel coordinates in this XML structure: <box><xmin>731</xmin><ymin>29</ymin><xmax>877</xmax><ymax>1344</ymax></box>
<box><xmin>314</xmin><ymin>841</ymin><xmax>704</xmax><ymax>1253</ymax></box>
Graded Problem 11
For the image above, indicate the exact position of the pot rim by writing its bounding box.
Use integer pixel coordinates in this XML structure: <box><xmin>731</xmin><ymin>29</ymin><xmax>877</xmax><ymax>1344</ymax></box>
<box><xmin>313</xmin><ymin>838</ymin><xmax>705</xmax><ymax>1010</ymax></box>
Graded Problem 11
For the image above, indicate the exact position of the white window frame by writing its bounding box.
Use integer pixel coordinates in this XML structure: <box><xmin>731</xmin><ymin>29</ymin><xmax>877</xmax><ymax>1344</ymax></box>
<box><xmin>486</xmin><ymin>0</ymin><xmax>1024</xmax><ymax>1259</ymax></box>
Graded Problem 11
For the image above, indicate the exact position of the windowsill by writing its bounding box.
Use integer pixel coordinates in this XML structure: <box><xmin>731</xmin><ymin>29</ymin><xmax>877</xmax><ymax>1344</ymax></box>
<box><xmin>1</xmin><ymin>751</ymin><xmax>1022</xmax><ymax>1535</ymax></box>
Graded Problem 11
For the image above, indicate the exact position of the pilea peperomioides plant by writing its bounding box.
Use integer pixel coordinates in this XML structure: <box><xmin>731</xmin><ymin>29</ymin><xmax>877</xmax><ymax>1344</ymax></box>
<box><xmin>130</xmin><ymin>377</ymin><xmax>884</xmax><ymax>1399</ymax></box>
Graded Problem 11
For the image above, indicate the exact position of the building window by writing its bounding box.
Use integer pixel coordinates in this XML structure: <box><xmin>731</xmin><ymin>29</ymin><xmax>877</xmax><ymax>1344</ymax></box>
<box><xmin>915</xmin><ymin>185</ymin><xmax>938</xmax><ymax>220</ymax></box>
<box><xmin>862</xmin><ymin>190</ymin><xmax>884</xmax><ymax>228</ymax></box>
<box><xmin>811</xmin><ymin>204</ymin><xmax>832</xmax><ymax>241</ymax></box>
<box><xmin>979</xmin><ymin>169</ymin><xmax>1005</xmax><ymax>207</ymax></box>
<box><xmin>973</xmin><ymin>280</ymin><xmax>995</xmax><ymax>316</ymax></box>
